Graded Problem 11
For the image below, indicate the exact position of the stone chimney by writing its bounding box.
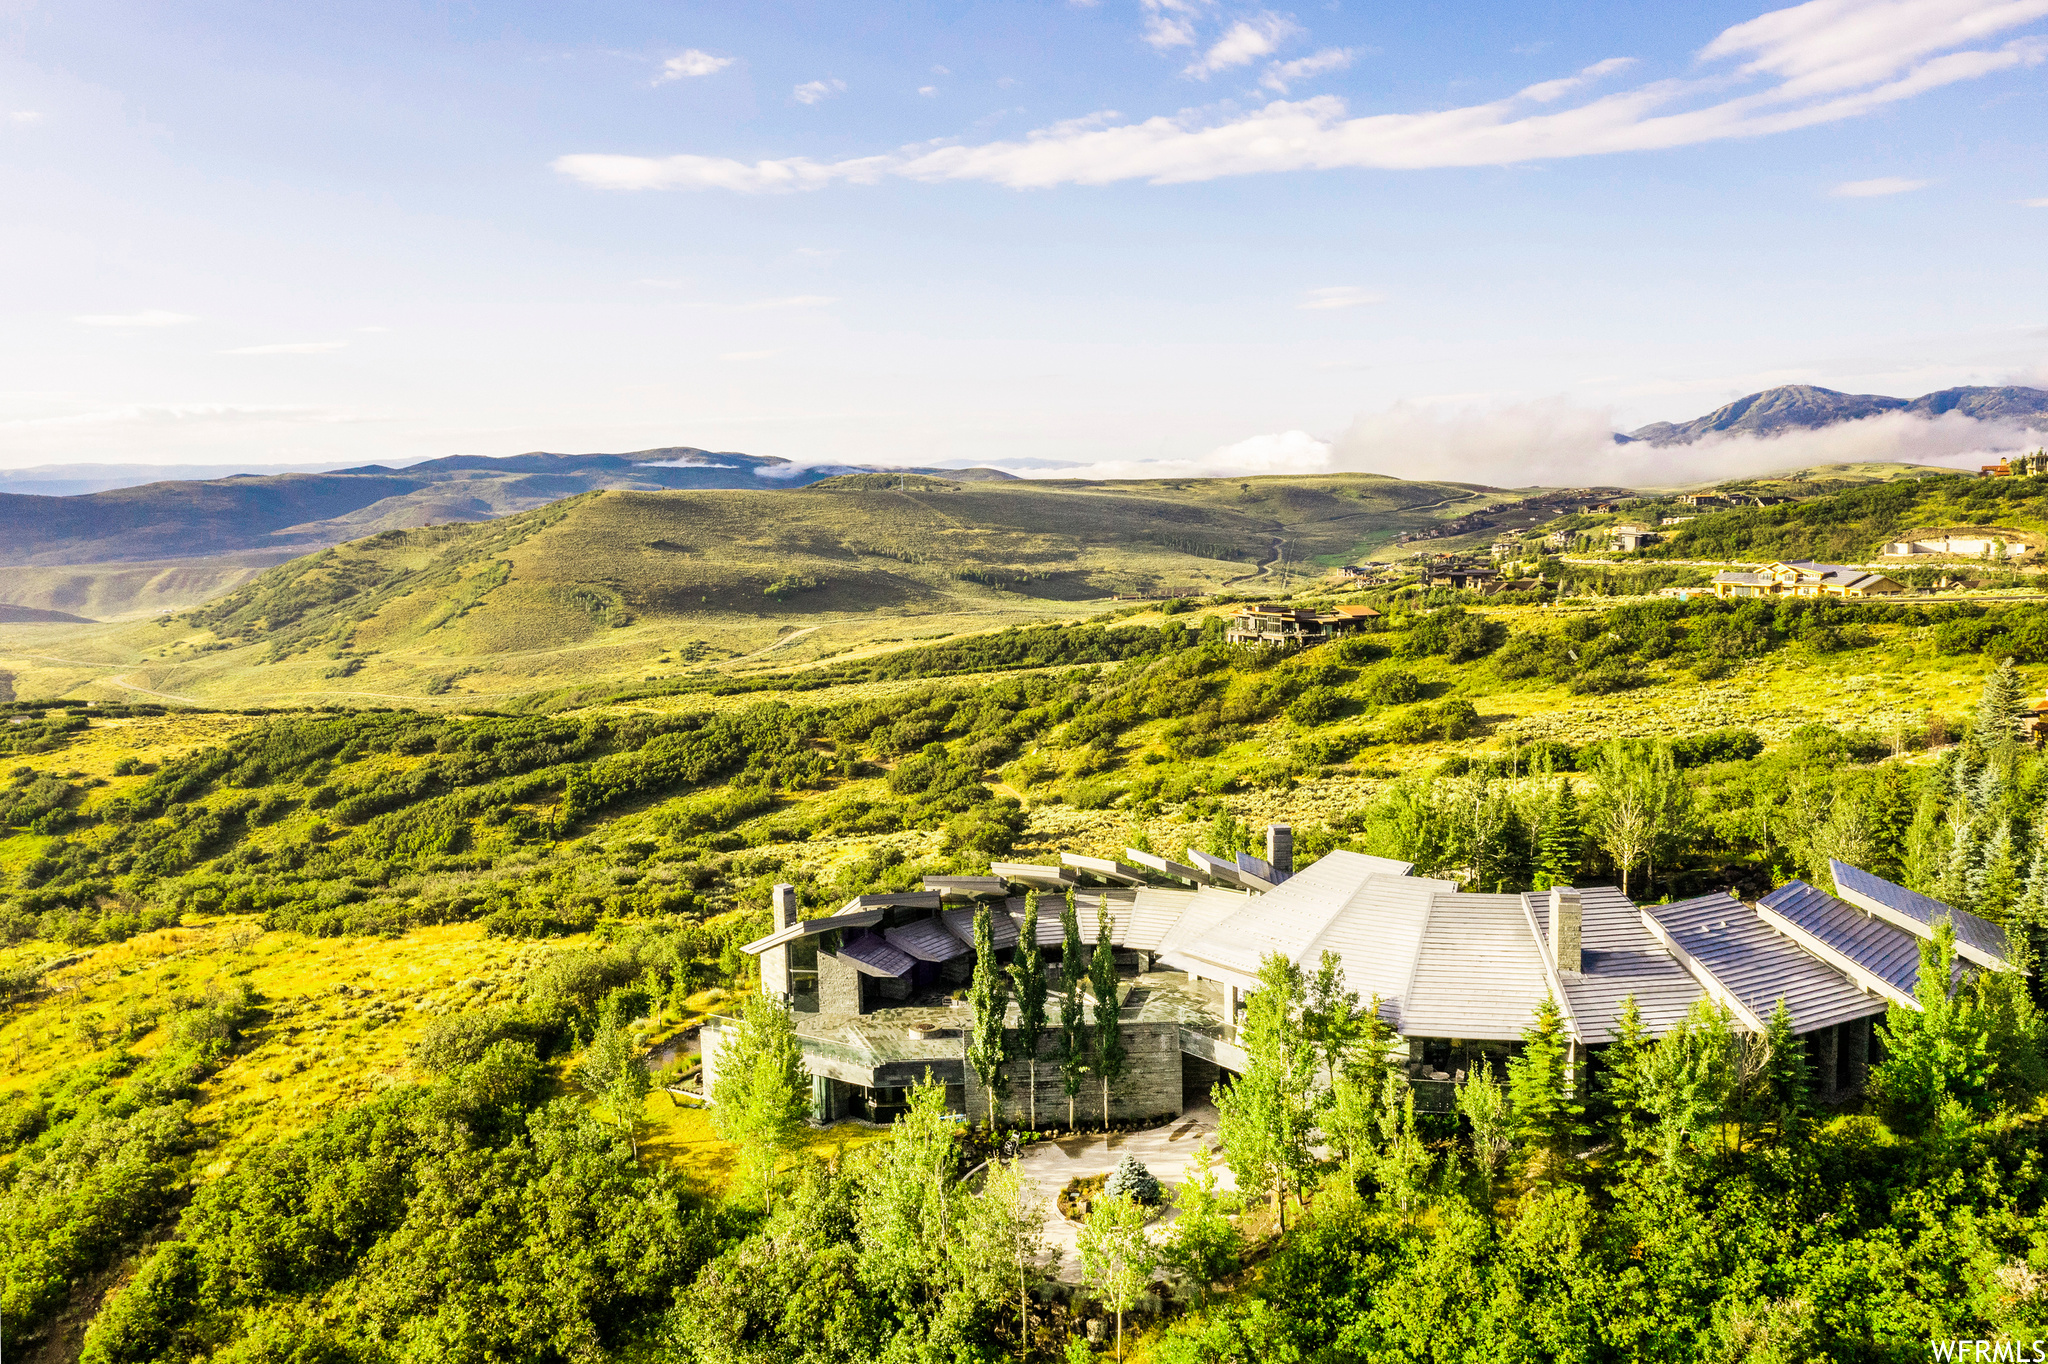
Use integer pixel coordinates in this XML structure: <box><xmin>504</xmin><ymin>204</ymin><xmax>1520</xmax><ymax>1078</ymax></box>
<box><xmin>1547</xmin><ymin>887</ymin><xmax>1582</xmax><ymax>974</ymax></box>
<box><xmin>761</xmin><ymin>884</ymin><xmax>800</xmax><ymax>1001</ymax></box>
<box><xmin>1266</xmin><ymin>824</ymin><xmax>1293</xmax><ymax>878</ymax></box>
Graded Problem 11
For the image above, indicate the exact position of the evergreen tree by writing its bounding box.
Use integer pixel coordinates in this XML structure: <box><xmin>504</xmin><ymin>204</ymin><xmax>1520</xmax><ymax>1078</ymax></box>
<box><xmin>1976</xmin><ymin>657</ymin><xmax>2029</xmax><ymax>752</ymax></box>
<box><xmin>1595</xmin><ymin>994</ymin><xmax>1651</xmax><ymax>1150</ymax></box>
<box><xmin>1865</xmin><ymin>762</ymin><xmax>1915</xmax><ymax>882</ymax></box>
<box><xmin>1505</xmin><ymin>994</ymin><xmax>1586</xmax><ymax>1182</ymax></box>
<box><xmin>1007</xmin><ymin>892</ymin><xmax>1050</xmax><ymax>1130</ymax></box>
<box><xmin>1937</xmin><ymin>808</ymin><xmax>1987</xmax><ymax>915</ymax></box>
<box><xmin>965</xmin><ymin>902</ymin><xmax>1012</xmax><ymax>1129</ymax></box>
<box><xmin>1055</xmin><ymin>889</ymin><xmax>1090</xmax><ymax>1131</ymax></box>
<box><xmin>1533</xmin><ymin>778</ymin><xmax>1584</xmax><ymax>891</ymax></box>
<box><xmin>1977</xmin><ymin>818</ymin><xmax>2022</xmax><ymax>922</ymax></box>
<box><xmin>1757</xmin><ymin>998</ymin><xmax>1810</xmax><ymax>1146</ymax></box>
<box><xmin>1090</xmin><ymin>898</ymin><xmax>1127</xmax><ymax>1130</ymax></box>
<box><xmin>1904</xmin><ymin>778</ymin><xmax>1949</xmax><ymax>895</ymax></box>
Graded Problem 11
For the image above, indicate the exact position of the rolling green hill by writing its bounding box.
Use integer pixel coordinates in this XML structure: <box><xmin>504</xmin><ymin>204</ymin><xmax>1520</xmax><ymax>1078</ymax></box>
<box><xmin>0</xmin><ymin>472</ymin><xmax>1517</xmax><ymax>708</ymax></box>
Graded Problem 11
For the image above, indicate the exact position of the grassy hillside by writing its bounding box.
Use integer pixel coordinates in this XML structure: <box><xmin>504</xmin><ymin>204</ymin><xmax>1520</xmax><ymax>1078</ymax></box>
<box><xmin>6</xmin><ymin>583</ymin><xmax>2048</xmax><ymax>1357</ymax></box>
<box><xmin>1637</xmin><ymin>468</ymin><xmax>2048</xmax><ymax>563</ymax></box>
<box><xmin>0</xmin><ymin>472</ymin><xmax>1519</xmax><ymax>709</ymax></box>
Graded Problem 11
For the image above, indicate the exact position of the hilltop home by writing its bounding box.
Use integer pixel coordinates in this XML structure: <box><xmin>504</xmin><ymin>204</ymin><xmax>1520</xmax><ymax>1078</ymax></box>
<box><xmin>1223</xmin><ymin>604</ymin><xmax>1380</xmax><ymax>647</ymax></box>
<box><xmin>708</xmin><ymin>834</ymin><xmax>2014</xmax><ymax>1127</ymax></box>
<box><xmin>1709</xmin><ymin>560</ymin><xmax>1906</xmax><ymax>600</ymax></box>
<box><xmin>1880</xmin><ymin>533</ymin><xmax>2035</xmax><ymax>560</ymax></box>
<box><xmin>1427</xmin><ymin>566</ymin><xmax>1496</xmax><ymax>590</ymax></box>
<box><xmin>1609</xmin><ymin>524</ymin><xmax>1659</xmax><ymax>552</ymax></box>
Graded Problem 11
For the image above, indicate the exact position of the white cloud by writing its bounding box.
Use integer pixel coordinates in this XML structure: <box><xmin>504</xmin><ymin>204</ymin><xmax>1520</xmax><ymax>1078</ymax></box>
<box><xmin>1003</xmin><ymin>400</ymin><xmax>2048</xmax><ymax>488</ymax></box>
<box><xmin>720</xmin><ymin>349</ymin><xmax>778</xmax><ymax>361</ymax></box>
<box><xmin>556</xmin><ymin>0</ymin><xmax>2048</xmax><ymax>193</ymax></box>
<box><xmin>1261</xmin><ymin>47</ymin><xmax>1357</xmax><ymax>93</ymax></box>
<box><xmin>1298</xmin><ymin>285</ymin><xmax>1387</xmax><ymax>310</ymax></box>
<box><xmin>1185</xmin><ymin>13</ymin><xmax>1302</xmax><ymax>77</ymax></box>
<box><xmin>659</xmin><ymin>49</ymin><xmax>734</xmax><ymax>81</ymax></box>
<box><xmin>2020</xmin><ymin>196</ymin><xmax>2048</xmax><ymax>205</ymax></box>
<box><xmin>222</xmin><ymin>340</ymin><xmax>349</xmax><ymax>355</ymax></box>
<box><xmin>1141</xmin><ymin>0</ymin><xmax>1201</xmax><ymax>50</ymax></box>
<box><xmin>73</xmin><ymin>310</ymin><xmax>195</xmax><ymax>328</ymax></box>
<box><xmin>919</xmin><ymin>85</ymin><xmax>938</xmax><ymax>96</ymax></box>
<box><xmin>1830</xmin><ymin>174</ymin><xmax>1931</xmax><ymax>195</ymax></box>
<box><xmin>794</xmin><ymin>78</ymin><xmax>846</xmax><ymax>104</ymax></box>
<box><xmin>9</xmin><ymin>110</ymin><xmax>42</xmax><ymax>125</ymax></box>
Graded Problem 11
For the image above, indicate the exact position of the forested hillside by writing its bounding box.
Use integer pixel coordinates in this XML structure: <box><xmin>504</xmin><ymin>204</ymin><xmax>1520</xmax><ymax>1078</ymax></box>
<box><xmin>6</xmin><ymin>588</ymin><xmax>2048</xmax><ymax>1359</ymax></box>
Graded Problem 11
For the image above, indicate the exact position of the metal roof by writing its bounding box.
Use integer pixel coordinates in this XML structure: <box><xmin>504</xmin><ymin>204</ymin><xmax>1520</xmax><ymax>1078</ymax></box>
<box><xmin>740</xmin><ymin>907</ymin><xmax>885</xmax><ymax>956</ymax></box>
<box><xmin>836</xmin><ymin>932</ymin><xmax>917</xmax><ymax>978</ymax></box>
<box><xmin>1641</xmin><ymin>891</ymin><xmax>1889</xmax><ymax>1033</ymax></box>
<box><xmin>1828</xmin><ymin>859</ymin><xmax>2011</xmax><ymax>969</ymax></box>
<box><xmin>1295</xmin><ymin>874</ymin><xmax>1447</xmax><ymax>1032</ymax></box>
<box><xmin>884</xmin><ymin>918</ymin><xmax>970</xmax><ymax>964</ymax></box>
<box><xmin>1401</xmin><ymin>892</ymin><xmax>1557</xmax><ymax>1041</ymax></box>
<box><xmin>1125</xmin><ymin>887</ymin><xmax>1201</xmax><ymax>953</ymax></box>
<box><xmin>1163</xmin><ymin>851</ymin><xmax>1389</xmax><ymax>987</ymax></box>
<box><xmin>1530</xmin><ymin>886</ymin><xmax>1704</xmax><ymax>1041</ymax></box>
<box><xmin>940</xmin><ymin>904</ymin><xmax>1020</xmax><ymax>952</ymax></box>
<box><xmin>1757</xmin><ymin>879</ymin><xmax>1926</xmax><ymax>1002</ymax></box>
<box><xmin>1151</xmin><ymin>886</ymin><xmax>1254</xmax><ymax>959</ymax></box>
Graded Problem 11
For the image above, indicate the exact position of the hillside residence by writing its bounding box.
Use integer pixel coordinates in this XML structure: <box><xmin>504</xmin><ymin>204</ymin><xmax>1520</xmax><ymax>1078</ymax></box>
<box><xmin>1338</xmin><ymin>564</ymin><xmax>1372</xmax><ymax>579</ymax></box>
<box><xmin>1427</xmin><ymin>566</ymin><xmax>1496</xmax><ymax>590</ymax></box>
<box><xmin>711</xmin><ymin>836</ymin><xmax>2009</xmax><ymax>1127</ymax></box>
<box><xmin>1660</xmin><ymin>516</ymin><xmax>1697</xmax><ymax>527</ymax></box>
<box><xmin>1223</xmin><ymin>603</ymin><xmax>1381</xmax><ymax>647</ymax></box>
<box><xmin>1609</xmin><ymin>524</ymin><xmax>1659</xmax><ymax>551</ymax></box>
<box><xmin>1709</xmin><ymin>561</ymin><xmax>1907</xmax><ymax>600</ymax></box>
<box><xmin>1880</xmin><ymin>533</ymin><xmax>2035</xmax><ymax>560</ymax></box>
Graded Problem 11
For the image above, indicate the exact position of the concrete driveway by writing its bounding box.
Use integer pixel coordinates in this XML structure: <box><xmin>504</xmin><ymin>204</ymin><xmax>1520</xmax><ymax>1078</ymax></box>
<box><xmin>1011</xmin><ymin>1102</ymin><xmax>1237</xmax><ymax>1283</ymax></box>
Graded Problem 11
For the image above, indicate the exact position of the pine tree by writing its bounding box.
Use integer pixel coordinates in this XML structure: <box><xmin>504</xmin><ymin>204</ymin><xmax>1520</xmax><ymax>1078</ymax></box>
<box><xmin>1056</xmin><ymin>889</ymin><xmax>1090</xmax><ymax>1131</ymax></box>
<box><xmin>1757</xmin><ymin>998</ymin><xmax>1810</xmax><ymax>1145</ymax></box>
<box><xmin>1506</xmin><ymin>993</ymin><xmax>1586</xmax><ymax>1182</ymax></box>
<box><xmin>1007</xmin><ymin>892</ymin><xmax>1049</xmax><ymax>1130</ymax></box>
<box><xmin>1595</xmin><ymin>994</ymin><xmax>1651</xmax><ymax>1150</ymax></box>
<box><xmin>1937</xmin><ymin>808</ymin><xmax>1987</xmax><ymax>915</ymax></box>
<box><xmin>1978</xmin><ymin>819</ymin><xmax>2022</xmax><ymax>922</ymax></box>
<box><xmin>1976</xmin><ymin>657</ymin><xmax>2029</xmax><ymax>753</ymax></box>
<box><xmin>965</xmin><ymin>902</ymin><xmax>1012</xmax><ymax>1130</ymax></box>
<box><xmin>1904</xmin><ymin>779</ymin><xmax>1949</xmax><ymax>894</ymax></box>
<box><xmin>1090</xmin><ymin>898</ymin><xmax>1127</xmax><ymax>1130</ymax></box>
<box><xmin>1534</xmin><ymin>779</ymin><xmax>1583</xmax><ymax>891</ymax></box>
<box><xmin>1865</xmin><ymin>762</ymin><xmax>1915</xmax><ymax>882</ymax></box>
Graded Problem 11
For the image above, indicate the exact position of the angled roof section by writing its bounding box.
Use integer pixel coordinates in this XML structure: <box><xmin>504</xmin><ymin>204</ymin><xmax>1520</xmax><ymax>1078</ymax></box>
<box><xmin>1402</xmin><ymin>892</ymin><xmax>1556</xmax><ymax>1041</ymax></box>
<box><xmin>1296</xmin><ymin>874</ymin><xmax>1448</xmax><ymax>1032</ymax></box>
<box><xmin>1828</xmin><ymin>859</ymin><xmax>2012</xmax><ymax>971</ymax></box>
<box><xmin>940</xmin><ymin>904</ymin><xmax>1020</xmax><ymax>952</ymax></box>
<box><xmin>1529</xmin><ymin>886</ymin><xmax>1704</xmax><ymax>1041</ymax></box>
<box><xmin>1124</xmin><ymin>887</ymin><xmax>1201</xmax><ymax>953</ymax></box>
<box><xmin>1641</xmin><ymin>891</ymin><xmax>1888</xmax><ymax>1033</ymax></box>
<box><xmin>837</xmin><ymin>932</ymin><xmax>917</xmax><ymax>978</ymax></box>
<box><xmin>740</xmin><ymin>907</ymin><xmax>884</xmax><ymax>955</ymax></box>
<box><xmin>1151</xmin><ymin>886</ymin><xmax>1254</xmax><ymax>959</ymax></box>
<box><xmin>1757</xmin><ymin>879</ymin><xmax>1926</xmax><ymax>1005</ymax></box>
<box><xmin>884</xmin><ymin>919</ymin><xmax>970</xmax><ymax>964</ymax></box>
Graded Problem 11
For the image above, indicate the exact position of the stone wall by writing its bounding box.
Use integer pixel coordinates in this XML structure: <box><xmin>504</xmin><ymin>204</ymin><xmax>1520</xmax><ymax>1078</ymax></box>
<box><xmin>961</xmin><ymin>1022</ymin><xmax>1184</xmax><ymax>1129</ymax></box>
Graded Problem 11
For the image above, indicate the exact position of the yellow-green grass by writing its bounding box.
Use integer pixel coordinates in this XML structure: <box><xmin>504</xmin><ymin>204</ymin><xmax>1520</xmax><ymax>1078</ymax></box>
<box><xmin>638</xmin><ymin>1095</ymin><xmax>892</xmax><ymax>1197</ymax></box>
<box><xmin>0</xmin><ymin>474</ymin><xmax>1529</xmax><ymax>709</ymax></box>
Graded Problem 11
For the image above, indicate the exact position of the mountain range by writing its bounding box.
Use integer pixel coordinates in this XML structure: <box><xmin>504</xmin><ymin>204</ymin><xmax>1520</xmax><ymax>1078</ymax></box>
<box><xmin>0</xmin><ymin>447</ymin><xmax>1013</xmax><ymax>567</ymax></box>
<box><xmin>1618</xmin><ymin>384</ymin><xmax>2048</xmax><ymax>446</ymax></box>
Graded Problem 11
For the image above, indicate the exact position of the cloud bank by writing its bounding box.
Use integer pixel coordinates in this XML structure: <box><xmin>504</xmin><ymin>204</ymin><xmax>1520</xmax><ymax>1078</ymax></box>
<box><xmin>553</xmin><ymin>0</ymin><xmax>2048</xmax><ymax>193</ymax></box>
<box><xmin>986</xmin><ymin>402</ymin><xmax>2048</xmax><ymax>488</ymax></box>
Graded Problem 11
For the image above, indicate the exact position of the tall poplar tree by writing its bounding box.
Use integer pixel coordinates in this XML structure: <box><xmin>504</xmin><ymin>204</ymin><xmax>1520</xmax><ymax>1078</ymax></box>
<box><xmin>1056</xmin><ymin>889</ymin><xmax>1091</xmax><ymax>1130</ymax></box>
<box><xmin>965</xmin><ymin>901</ymin><xmax>1012</xmax><ymax>1130</ymax></box>
<box><xmin>1090</xmin><ymin>898</ymin><xmax>1126</xmax><ymax>1130</ymax></box>
<box><xmin>1215</xmin><ymin>952</ymin><xmax>1318</xmax><ymax>1230</ymax></box>
<box><xmin>1007</xmin><ymin>892</ymin><xmax>1049</xmax><ymax>1129</ymax></box>
<box><xmin>711</xmin><ymin>993</ymin><xmax>813</xmax><ymax>1213</ymax></box>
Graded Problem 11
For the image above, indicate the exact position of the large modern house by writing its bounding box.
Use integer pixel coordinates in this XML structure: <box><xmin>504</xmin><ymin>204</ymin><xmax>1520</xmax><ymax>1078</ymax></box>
<box><xmin>1223</xmin><ymin>604</ymin><xmax>1381</xmax><ymax>648</ymax></box>
<box><xmin>708</xmin><ymin>832</ymin><xmax>2008</xmax><ymax>1127</ymax></box>
<box><xmin>1709</xmin><ymin>560</ymin><xmax>1907</xmax><ymax>600</ymax></box>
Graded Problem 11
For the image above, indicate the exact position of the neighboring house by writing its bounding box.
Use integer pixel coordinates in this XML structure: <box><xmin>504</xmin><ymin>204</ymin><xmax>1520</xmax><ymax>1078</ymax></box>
<box><xmin>1660</xmin><ymin>515</ymin><xmax>1697</xmax><ymax>527</ymax></box>
<box><xmin>1223</xmin><ymin>604</ymin><xmax>1381</xmax><ymax>646</ymax></box>
<box><xmin>1427</xmin><ymin>566</ymin><xmax>1495</xmax><ymax>590</ymax></box>
<box><xmin>1545</xmin><ymin>529</ymin><xmax>1572</xmax><ymax>550</ymax></box>
<box><xmin>713</xmin><ymin>833</ymin><xmax>2005</xmax><ymax>1126</ymax></box>
<box><xmin>1338</xmin><ymin>564</ymin><xmax>1373</xmax><ymax>579</ymax></box>
<box><xmin>1679</xmin><ymin>494</ymin><xmax>1727</xmax><ymax>507</ymax></box>
<box><xmin>1609</xmin><ymin>524</ymin><xmax>1658</xmax><ymax>552</ymax></box>
<box><xmin>1880</xmin><ymin>533</ymin><xmax>2035</xmax><ymax>560</ymax></box>
<box><xmin>1982</xmin><ymin>463</ymin><xmax>2013</xmax><ymax>478</ymax></box>
<box><xmin>1709</xmin><ymin>560</ymin><xmax>1907</xmax><ymax>599</ymax></box>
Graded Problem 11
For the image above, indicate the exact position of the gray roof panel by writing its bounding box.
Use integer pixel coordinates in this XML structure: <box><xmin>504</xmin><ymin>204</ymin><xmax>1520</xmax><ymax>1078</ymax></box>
<box><xmin>1643</xmin><ymin>891</ymin><xmax>1889</xmax><ymax>1033</ymax></box>
<box><xmin>1400</xmin><ymin>892</ymin><xmax>1555</xmax><ymax>1041</ymax></box>
<box><xmin>1529</xmin><ymin>886</ymin><xmax>1705</xmax><ymax>1041</ymax></box>
<box><xmin>940</xmin><ymin>904</ymin><xmax>1020</xmax><ymax>952</ymax></box>
<box><xmin>837</xmin><ymin>932</ymin><xmax>917</xmax><ymax>978</ymax></box>
<box><xmin>884</xmin><ymin>918</ymin><xmax>970</xmax><ymax>964</ymax></box>
<box><xmin>1828</xmin><ymin>860</ymin><xmax>2010</xmax><ymax>966</ymax></box>
<box><xmin>1758</xmin><ymin>880</ymin><xmax>1925</xmax><ymax>996</ymax></box>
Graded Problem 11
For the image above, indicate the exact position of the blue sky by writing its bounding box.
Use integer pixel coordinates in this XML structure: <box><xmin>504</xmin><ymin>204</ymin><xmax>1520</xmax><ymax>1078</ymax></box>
<box><xmin>2</xmin><ymin>0</ymin><xmax>2045</xmax><ymax>485</ymax></box>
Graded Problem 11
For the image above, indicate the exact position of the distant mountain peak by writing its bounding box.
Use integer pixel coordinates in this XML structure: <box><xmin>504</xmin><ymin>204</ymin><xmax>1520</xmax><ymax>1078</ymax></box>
<box><xmin>1619</xmin><ymin>383</ymin><xmax>2048</xmax><ymax>447</ymax></box>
